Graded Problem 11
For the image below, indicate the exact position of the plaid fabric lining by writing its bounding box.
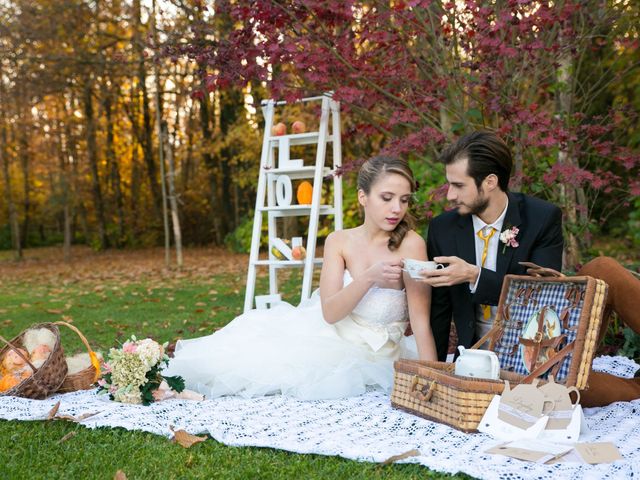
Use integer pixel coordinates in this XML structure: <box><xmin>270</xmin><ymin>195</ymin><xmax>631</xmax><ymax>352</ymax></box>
<box><xmin>493</xmin><ymin>280</ymin><xmax>584</xmax><ymax>381</ymax></box>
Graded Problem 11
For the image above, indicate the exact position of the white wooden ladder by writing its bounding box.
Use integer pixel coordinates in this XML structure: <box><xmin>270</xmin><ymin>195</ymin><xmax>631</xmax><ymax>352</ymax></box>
<box><xmin>243</xmin><ymin>93</ymin><xmax>343</xmax><ymax>312</ymax></box>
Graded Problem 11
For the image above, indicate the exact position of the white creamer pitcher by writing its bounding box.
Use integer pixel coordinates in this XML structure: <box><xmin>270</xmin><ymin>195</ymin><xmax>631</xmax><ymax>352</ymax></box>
<box><xmin>454</xmin><ymin>346</ymin><xmax>500</xmax><ymax>380</ymax></box>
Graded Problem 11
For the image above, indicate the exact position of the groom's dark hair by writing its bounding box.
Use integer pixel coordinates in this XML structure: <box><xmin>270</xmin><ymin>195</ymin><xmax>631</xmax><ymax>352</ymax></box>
<box><xmin>440</xmin><ymin>130</ymin><xmax>512</xmax><ymax>192</ymax></box>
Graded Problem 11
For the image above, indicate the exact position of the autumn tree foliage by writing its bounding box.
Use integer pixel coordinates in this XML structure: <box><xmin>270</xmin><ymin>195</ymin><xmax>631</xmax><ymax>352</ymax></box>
<box><xmin>0</xmin><ymin>0</ymin><xmax>638</xmax><ymax>265</ymax></box>
<box><xmin>173</xmin><ymin>0</ymin><xmax>640</xmax><ymax>266</ymax></box>
<box><xmin>0</xmin><ymin>0</ymin><xmax>262</xmax><ymax>256</ymax></box>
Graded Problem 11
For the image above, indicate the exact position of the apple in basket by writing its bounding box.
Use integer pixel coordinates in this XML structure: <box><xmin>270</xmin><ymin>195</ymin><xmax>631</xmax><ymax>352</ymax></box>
<box><xmin>291</xmin><ymin>120</ymin><xmax>306</xmax><ymax>134</ymax></box>
<box><xmin>271</xmin><ymin>122</ymin><xmax>287</xmax><ymax>136</ymax></box>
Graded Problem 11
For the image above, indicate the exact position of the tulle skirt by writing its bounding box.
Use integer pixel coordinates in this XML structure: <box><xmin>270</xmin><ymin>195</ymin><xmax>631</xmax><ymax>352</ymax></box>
<box><xmin>164</xmin><ymin>293</ymin><xmax>418</xmax><ymax>400</ymax></box>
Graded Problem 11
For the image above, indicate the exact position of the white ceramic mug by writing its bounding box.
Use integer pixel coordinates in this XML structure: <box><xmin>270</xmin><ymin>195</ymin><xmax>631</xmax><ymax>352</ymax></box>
<box><xmin>403</xmin><ymin>259</ymin><xmax>444</xmax><ymax>279</ymax></box>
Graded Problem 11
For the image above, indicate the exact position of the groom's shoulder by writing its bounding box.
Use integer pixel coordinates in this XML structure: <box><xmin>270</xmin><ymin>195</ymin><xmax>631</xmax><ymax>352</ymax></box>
<box><xmin>516</xmin><ymin>192</ymin><xmax>560</xmax><ymax>215</ymax></box>
<box><xmin>430</xmin><ymin>208</ymin><xmax>460</xmax><ymax>228</ymax></box>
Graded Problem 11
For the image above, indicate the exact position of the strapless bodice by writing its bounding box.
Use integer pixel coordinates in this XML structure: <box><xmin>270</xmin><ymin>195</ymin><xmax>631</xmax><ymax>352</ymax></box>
<box><xmin>344</xmin><ymin>270</ymin><xmax>409</xmax><ymax>327</ymax></box>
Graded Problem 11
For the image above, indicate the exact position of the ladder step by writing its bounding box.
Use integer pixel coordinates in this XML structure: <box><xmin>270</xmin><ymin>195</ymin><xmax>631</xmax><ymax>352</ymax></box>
<box><xmin>266</xmin><ymin>166</ymin><xmax>332</xmax><ymax>180</ymax></box>
<box><xmin>261</xmin><ymin>94</ymin><xmax>328</xmax><ymax>106</ymax></box>
<box><xmin>260</xmin><ymin>205</ymin><xmax>335</xmax><ymax>217</ymax></box>
<box><xmin>269</xmin><ymin>132</ymin><xmax>333</xmax><ymax>146</ymax></box>
<box><xmin>253</xmin><ymin>259</ymin><xmax>323</xmax><ymax>267</ymax></box>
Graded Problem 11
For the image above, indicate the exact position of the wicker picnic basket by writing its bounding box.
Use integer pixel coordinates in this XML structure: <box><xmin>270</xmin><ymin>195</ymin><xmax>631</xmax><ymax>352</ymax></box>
<box><xmin>391</xmin><ymin>274</ymin><xmax>609</xmax><ymax>432</ymax></box>
<box><xmin>55</xmin><ymin>321</ymin><xmax>101</xmax><ymax>393</ymax></box>
<box><xmin>0</xmin><ymin>323</ymin><xmax>68</xmax><ymax>399</ymax></box>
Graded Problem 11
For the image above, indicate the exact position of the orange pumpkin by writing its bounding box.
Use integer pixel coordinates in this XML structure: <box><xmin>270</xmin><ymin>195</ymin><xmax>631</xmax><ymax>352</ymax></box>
<box><xmin>297</xmin><ymin>181</ymin><xmax>313</xmax><ymax>205</ymax></box>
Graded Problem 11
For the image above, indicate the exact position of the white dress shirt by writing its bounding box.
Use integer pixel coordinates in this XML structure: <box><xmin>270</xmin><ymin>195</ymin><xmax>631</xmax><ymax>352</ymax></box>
<box><xmin>469</xmin><ymin>202</ymin><xmax>509</xmax><ymax>341</ymax></box>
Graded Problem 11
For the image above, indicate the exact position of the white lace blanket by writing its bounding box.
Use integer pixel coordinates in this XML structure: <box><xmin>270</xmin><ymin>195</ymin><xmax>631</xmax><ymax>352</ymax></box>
<box><xmin>1</xmin><ymin>356</ymin><xmax>639</xmax><ymax>479</ymax></box>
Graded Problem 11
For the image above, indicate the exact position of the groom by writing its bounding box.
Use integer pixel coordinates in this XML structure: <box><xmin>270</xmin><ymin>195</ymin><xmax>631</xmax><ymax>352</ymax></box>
<box><xmin>420</xmin><ymin>130</ymin><xmax>640</xmax><ymax>407</ymax></box>
<box><xmin>421</xmin><ymin>131</ymin><xmax>563</xmax><ymax>360</ymax></box>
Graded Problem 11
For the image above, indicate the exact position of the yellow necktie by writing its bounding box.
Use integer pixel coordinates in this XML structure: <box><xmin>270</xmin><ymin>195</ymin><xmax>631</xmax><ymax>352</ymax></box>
<box><xmin>477</xmin><ymin>227</ymin><xmax>496</xmax><ymax>320</ymax></box>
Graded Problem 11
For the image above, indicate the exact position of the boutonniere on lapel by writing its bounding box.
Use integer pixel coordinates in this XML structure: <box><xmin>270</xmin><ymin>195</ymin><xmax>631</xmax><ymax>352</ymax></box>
<box><xmin>499</xmin><ymin>226</ymin><xmax>520</xmax><ymax>253</ymax></box>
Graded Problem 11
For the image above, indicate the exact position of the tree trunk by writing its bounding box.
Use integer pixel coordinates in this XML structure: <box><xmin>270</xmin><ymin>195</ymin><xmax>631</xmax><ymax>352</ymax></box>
<box><xmin>133</xmin><ymin>0</ymin><xmax>162</xmax><ymax>221</ymax></box>
<box><xmin>163</xmin><ymin>122</ymin><xmax>183</xmax><ymax>267</ymax></box>
<box><xmin>512</xmin><ymin>141</ymin><xmax>523</xmax><ymax>193</ymax></box>
<box><xmin>83</xmin><ymin>79</ymin><xmax>109</xmax><ymax>249</ymax></box>
<box><xmin>557</xmin><ymin>52</ymin><xmax>580</xmax><ymax>270</ymax></box>
<box><xmin>16</xmin><ymin>92</ymin><xmax>31</xmax><ymax>248</ymax></box>
<box><xmin>152</xmin><ymin>0</ymin><xmax>170</xmax><ymax>266</ymax></box>
<box><xmin>181</xmin><ymin>102</ymin><xmax>196</xmax><ymax>191</ymax></box>
<box><xmin>65</xmin><ymin>98</ymin><xmax>81</xmax><ymax>249</ymax></box>
<box><xmin>55</xmin><ymin>112</ymin><xmax>71</xmax><ymax>262</ymax></box>
<box><xmin>0</xmin><ymin>106</ymin><xmax>21</xmax><ymax>260</ymax></box>
<box><xmin>104</xmin><ymin>92</ymin><xmax>126</xmax><ymax>245</ymax></box>
<box><xmin>130</xmin><ymin>141</ymin><xmax>141</xmax><ymax>238</ymax></box>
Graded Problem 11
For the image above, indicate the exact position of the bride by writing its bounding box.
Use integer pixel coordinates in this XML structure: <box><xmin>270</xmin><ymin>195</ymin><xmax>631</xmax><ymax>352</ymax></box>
<box><xmin>164</xmin><ymin>156</ymin><xmax>437</xmax><ymax>400</ymax></box>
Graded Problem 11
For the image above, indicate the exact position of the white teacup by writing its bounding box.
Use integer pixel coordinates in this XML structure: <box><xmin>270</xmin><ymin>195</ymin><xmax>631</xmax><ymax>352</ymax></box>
<box><xmin>403</xmin><ymin>259</ymin><xmax>444</xmax><ymax>279</ymax></box>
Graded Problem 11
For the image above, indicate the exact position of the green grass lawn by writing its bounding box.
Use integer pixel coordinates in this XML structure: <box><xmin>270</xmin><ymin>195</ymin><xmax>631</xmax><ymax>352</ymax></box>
<box><xmin>0</xmin><ymin>250</ymin><xmax>470</xmax><ymax>480</ymax></box>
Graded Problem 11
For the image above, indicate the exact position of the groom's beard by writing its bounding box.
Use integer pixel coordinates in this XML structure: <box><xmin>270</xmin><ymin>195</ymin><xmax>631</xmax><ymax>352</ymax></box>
<box><xmin>454</xmin><ymin>192</ymin><xmax>490</xmax><ymax>217</ymax></box>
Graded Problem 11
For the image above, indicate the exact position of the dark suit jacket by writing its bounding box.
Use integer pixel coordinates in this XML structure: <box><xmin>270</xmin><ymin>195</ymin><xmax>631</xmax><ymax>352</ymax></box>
<box><xmin>426</xmin><ymin>192</ymin><xmax>564</xmax><ymax>361</ymax></box>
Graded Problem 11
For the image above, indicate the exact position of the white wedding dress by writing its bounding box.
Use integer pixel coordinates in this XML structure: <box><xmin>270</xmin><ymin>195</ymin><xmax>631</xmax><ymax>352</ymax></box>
<box><xmin>164</xmin><ymin>271</ymin><xmax>418</xmax><ymax>400</ymax></box>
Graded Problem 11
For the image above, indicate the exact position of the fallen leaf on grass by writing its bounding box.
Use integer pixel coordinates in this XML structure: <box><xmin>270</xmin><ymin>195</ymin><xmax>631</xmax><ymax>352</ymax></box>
<box><xmin>48</xmin><ymin>404</ymin><xmax>99</xmax><ymax>422</ymax></box>
<box><xmin>47</xmin><ymin>400</ymin><xmax>60</xmax><ymax>420</ymax></box>
<box><xmin>114</xmin><ymin>470</ymin><xmax>127</xmax><ymax>480</ymax></box>
<box><xmin>382</xmin><ymin>449</ymin><xmax>421</xmax><ymax>465</ymax></box>
<box><xmin>171</xmin><ymin>427</ymin><xmax>207</xmax><ymax>448</ymax></box>
<box><xmin>55</xmin><ymin>412</ymin><xmax>99</xmax><ymax>422</ymax></box>
<box><xmin>57</xmin><ymin>431</ymin><xmax>77</xmax><ymax>444</ymax></box>
<box><xmin>47</xmin><ymin>401</ymin><xmax>61</xmax><ymax>420</ymax></box>
<box><xmin>46</xmin><ymin>309</ymin><xmax>64</xmax><ymax>315</ymax></box>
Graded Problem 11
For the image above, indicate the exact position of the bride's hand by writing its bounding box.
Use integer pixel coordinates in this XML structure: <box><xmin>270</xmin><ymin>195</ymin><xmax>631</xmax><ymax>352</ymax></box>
<box><xmin>366</xmin><ymin>260</ymin><xmax>403</xmax><ymax>286</ymax></box>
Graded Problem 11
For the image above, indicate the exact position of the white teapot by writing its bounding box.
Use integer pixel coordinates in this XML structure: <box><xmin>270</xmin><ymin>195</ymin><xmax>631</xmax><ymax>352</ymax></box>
<box><xmin>454</xmin><ymin>346</ymin><xmax>500</xmax><ymax>380</ymax></box>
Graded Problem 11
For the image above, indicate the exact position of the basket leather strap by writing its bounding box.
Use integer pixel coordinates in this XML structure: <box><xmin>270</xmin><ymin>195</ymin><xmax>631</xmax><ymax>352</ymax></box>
<box><xmin>518</xmin><ymin>261</ymin><xmax>565</xmax><ymax>278</ymax></box>
<box><xmin>522</xmin><ymin>341</ymin><xmax>575</xmax><ymax>383</ymax></box>
<box><xmin>517</xmin><ymin>305</ymin><xmax>567</xmax><ymax>372</ymax></box>
<box><xmin>411</xmin><ymin>376</ymin><xmax>437</xmax><ymax>402</ymax></box>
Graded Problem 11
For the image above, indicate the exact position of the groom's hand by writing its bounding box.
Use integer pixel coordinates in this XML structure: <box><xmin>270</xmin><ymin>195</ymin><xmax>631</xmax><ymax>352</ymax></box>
<box><xmin>419</xmin><ymin>256</ymin><xmax>479</xmax><ymax>287</ymax></box>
